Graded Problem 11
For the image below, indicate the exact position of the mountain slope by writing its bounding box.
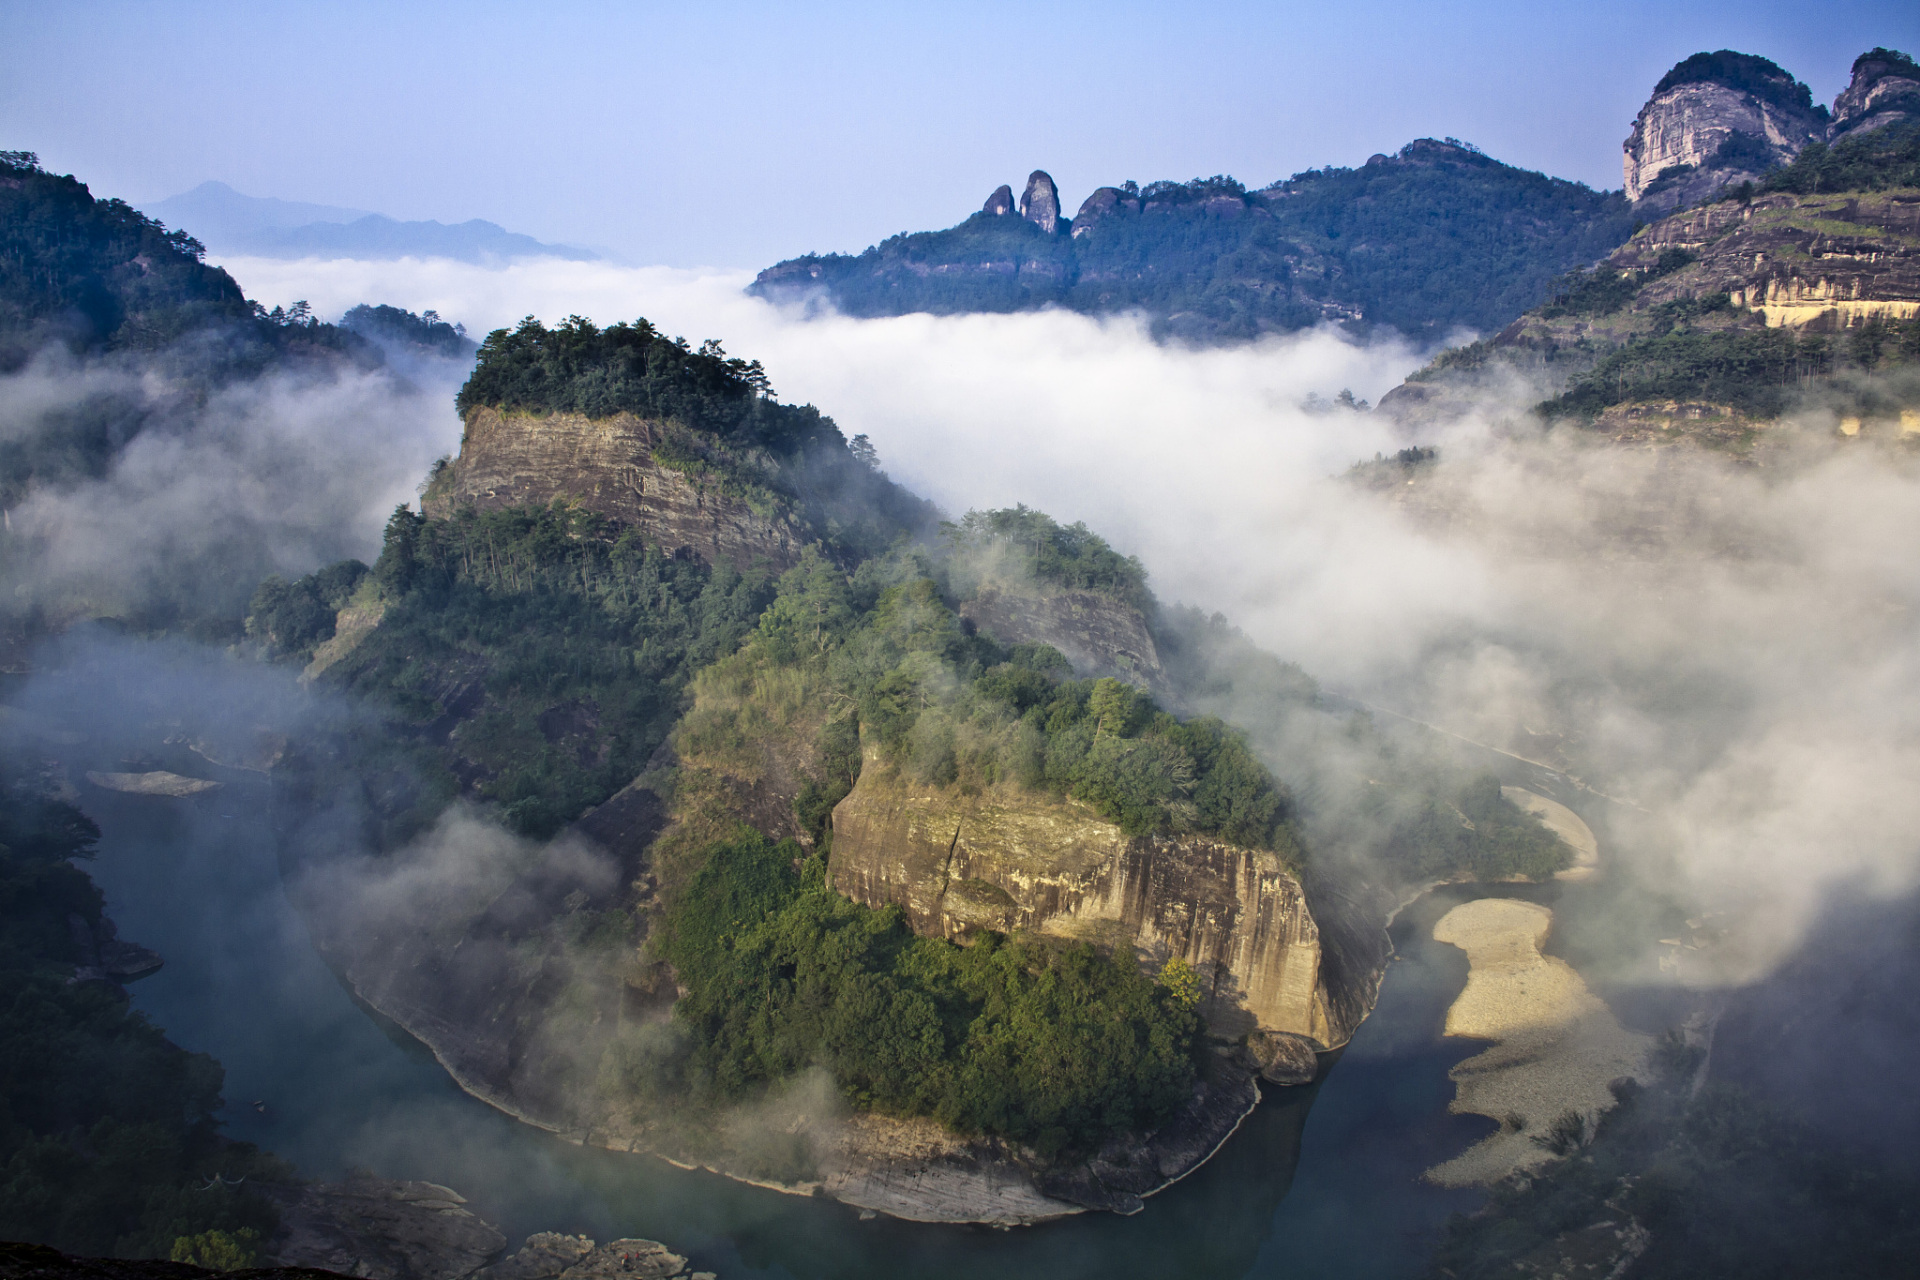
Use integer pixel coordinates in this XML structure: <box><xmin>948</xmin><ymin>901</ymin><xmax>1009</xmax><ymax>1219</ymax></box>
<box><xmin>1380</xmin><ymin>120</ymin><xmax>1920</xmax><ymax>446</ymax></box>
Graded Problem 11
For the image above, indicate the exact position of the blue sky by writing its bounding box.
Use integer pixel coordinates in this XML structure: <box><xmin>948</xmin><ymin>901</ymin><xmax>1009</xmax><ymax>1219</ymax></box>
<box><xmin>4</xmin><ymin>0</ymin><xmax>1916</xmax><ymax>266</ymax></box>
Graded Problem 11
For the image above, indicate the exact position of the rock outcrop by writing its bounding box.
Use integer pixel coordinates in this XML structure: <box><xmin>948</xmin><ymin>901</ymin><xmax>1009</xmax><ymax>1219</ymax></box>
<box><xmin>425</xmin><ymin>408</ymin><xmax>807</xmax><ymax>571</ymax></box>
<box><xmin>65</xmin><ymin>911</ymin><xmax>162</xmax><ymax>984</ymax></box>
<box><xmin>475</xmin><ymin>1234</ymin><xmax>713</xmax><ymax>1280</ymax></box>
<box><xmin>1831</xmin><ymin>47</ymin><xmax>1920</xmax><ymax>141</ymax></box>
<box><xmin>981</xmin><ymin>184</ymin><xmax>1014</xmax><ymax>216</ymax></box>
<box><xmin>1019</xmin><ymin>171</ymin><xmax>1061</xmax><ymax>233</ymax></box>
<box><xmin>828</xmin><ymin>759</ymin><xmax>1370</xmax><ymax>1051</ymax></box>
<box><xmin>258</xmin><ymin>1180</ymin><xmax>716</xmax><ymax>1280</ymax></box>
<box><xmin>1070</xmin><ymin>186</ymin><xmax>1139</xmax><ymax>238</ymax></box>
<box><xmin>1623</xmin><ymin>51</ymin><xmax>1825</xmax><ymax>211</ymax></box>
<box><xmin>263</xmin><ymin>1177</ymin><xmax>506</xmax><ymax>1280</ymax></box>
<box><xmin>1613</xmin><ymin>190</ymin><xmax>1920</xmax><ymax>329</ymax></box>
<box><xmin>958</xmin><ymin>584</ymin><xmax>1171</xmax><ymax>700</ymax></box>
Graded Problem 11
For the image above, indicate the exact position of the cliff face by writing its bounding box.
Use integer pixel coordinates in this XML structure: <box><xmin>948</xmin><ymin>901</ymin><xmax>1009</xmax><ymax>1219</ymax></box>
<box><xmin>1617</xmin><ymin>191</ymin><xmax>1920</xmax><ymax>328</ymax></box>
<box><xmin>425</xmin><ymin>408</ymin><xmax>807</xmax><ymax>571</ymax></box>
<box><xmin>958</xmin><ymin>584</ymin><xmax>1171</xmax><ymax>699</ymax></box>
<box><xmin>1380</xmin><ymin>185</ymin><xmax>1920</xmax><ymax>440</ymax></box>
<box><xmin>1019</xmin><ymin>171</ymin><xmax>1062</xmax><ymax>234</ymax></box>
<box><xmin>1831</xmin><ymin>48</ymin><xmax>1920</xmax><ymax>142</ymax></box>
<box><xmin>828</xmin><ymin>759</ymin><xmax>1370</xmax><ymax>1052</ymax></box>
<box><xmin>1623</xmin><ymin>54</ymin><xmax>1824</xmax><ymax>210</ymax></box>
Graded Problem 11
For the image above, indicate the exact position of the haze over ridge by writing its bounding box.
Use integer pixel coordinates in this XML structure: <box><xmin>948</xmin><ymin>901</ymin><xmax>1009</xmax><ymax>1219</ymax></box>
<box><xmin>5</xmin><ymin>0</ymin><xmax>1914</xmax><ymax>266</ymax></box>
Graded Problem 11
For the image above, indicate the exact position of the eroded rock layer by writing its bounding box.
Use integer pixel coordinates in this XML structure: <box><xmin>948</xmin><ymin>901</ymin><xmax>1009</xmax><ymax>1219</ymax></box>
<box><xmin>426</xmin><ymin>408</ymin><xmax>806</xmax><ymax>571</ymax></box>
<box><xmin>829</xmin><ymin>758</ymin><xmax>1367</xmax><ymax>1050</ymax></box>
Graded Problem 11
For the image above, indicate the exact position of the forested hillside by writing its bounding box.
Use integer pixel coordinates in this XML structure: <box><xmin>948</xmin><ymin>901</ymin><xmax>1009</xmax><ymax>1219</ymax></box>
<box><xmin>752</xmin><ymin>141</ymin><xmax>1636</xmax><ymax>342</ymax></box>
<box><xmin>0</xmin><ymin>150</ymin><xmax>377</xmax><ymax>504</ymax></box>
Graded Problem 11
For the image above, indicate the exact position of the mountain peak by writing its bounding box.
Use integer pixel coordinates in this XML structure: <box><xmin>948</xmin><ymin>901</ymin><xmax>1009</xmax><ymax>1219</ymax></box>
<box><xmin>1832</xmin><ymin>46</ymin><xmax>1920</xmax><ymax>141</ymax></box>
<box><xmin>1020</xmin><ymin>171</ymin><xmax>1061</xmax><ymax>234</ymax></box>
<box><xmin>1623</xmin><ymin>50</ymin><xmax>1824</xmax><ymax>210</ymax></box>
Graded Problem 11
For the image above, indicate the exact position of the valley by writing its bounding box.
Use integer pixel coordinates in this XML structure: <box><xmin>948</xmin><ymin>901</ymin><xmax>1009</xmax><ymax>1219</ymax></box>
<box><xmin>4</xmin><ymin>27</ymin><xmax>1920</xmax><ymax>1280</ymax></box>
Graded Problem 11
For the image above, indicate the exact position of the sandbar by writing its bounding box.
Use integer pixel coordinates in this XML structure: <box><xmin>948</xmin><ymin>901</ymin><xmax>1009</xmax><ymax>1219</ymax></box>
<box><xmin>1426</xmin><ymin>897</ymin><xmax>1648</xmax><ymax>1186</ymax></box>
<box><xmin>85</xmin><ymin>770</ymin><xmax>222</xmax><ymax>797</ymax></box>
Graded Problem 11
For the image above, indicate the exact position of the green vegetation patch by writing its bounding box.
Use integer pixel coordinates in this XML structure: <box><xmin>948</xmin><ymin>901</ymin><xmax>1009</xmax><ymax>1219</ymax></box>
<box><xmin>449</xmin><ymin>315</ymin><xmax>935</xmax><ymax>563</ymax></box>
<box><xmin>294</xmin><ymin>502</ymin><xmax>775</xmax><ymax>837</ymax></box>
<box><xmin>650</xmin><ymin>832</ymin><xmax>1200</xmax><ymax>1157</ymax></box>
<box><xmin>1379</xmin><ymin>773</ymin><xmax>1572</xmax><ymax>881</ymax></box>
<box><xmin>455</xmin><ymin>315</ymin><xmax>831</xmax><ymax>456</ymax></box>
<box><xmin>1652</xmin><ymin>50</ymin><xmax>1819</xmax><ymax>116</ymax></box>
<box><xmin>1756</xmin><ymin>119</ymin><xmax>1920</xmax><ymax>196</ymax></box>
<box><xmin>1539</xmin><ymin>322</ymin><xmax>1920</xmax><ymax>419</ymax></box>
<box><xmin>941</xmin><ymin>505</ymin><xmax>1151</xmax><ymax>610</ymax></box>
<box><xmin>1537</xmin><ymin>248</ymin><xmax>1695</xmax><ymax>320</ymax></box>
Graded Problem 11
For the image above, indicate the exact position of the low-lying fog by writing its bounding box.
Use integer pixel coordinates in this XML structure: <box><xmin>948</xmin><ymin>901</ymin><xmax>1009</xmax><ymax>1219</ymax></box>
<box><xmin>17</xmin><ymin>251</ymin><xmax>1920</xmax><ymax>990</ymax></box>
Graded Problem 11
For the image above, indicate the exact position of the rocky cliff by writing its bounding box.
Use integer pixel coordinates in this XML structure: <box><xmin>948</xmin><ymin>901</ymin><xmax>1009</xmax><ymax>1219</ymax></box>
<box><xmin>1018</xmin><ymin>171</ymin><xmax>1062</xmax><ymax>234</ymax></box>
<box><xmin>424</xmin><ymin>408</ymin><xmax>807</xmax><ymax>571</ymax></box>
<box><xmin>1379</xmin><ymin>180</ymin><xmax>1920</xmax><ymax>445</ymax></box>
<box><xmin>958</xmin><ymin>583</ymin><xmax>1172</xmax><ymax>700</ymax></box>
<box><xmin>1617</xmin><ymin>189</ymin><xmax>1920</xmax><ymax>328</ymax></box>
<box><xmin>828</xmin><ymin>757</ymin><xmax>1374</xmax><ymax>1057</ymax></box>
<box><xmin>1831</xmin><ymin>48</ymin><xmax>1920</xmax><ymax>142</ymax></box>
<box><xmin>1623</xmin><ymin>51</ymin><xmax>1825</xmax><ymax>211</ymax></box>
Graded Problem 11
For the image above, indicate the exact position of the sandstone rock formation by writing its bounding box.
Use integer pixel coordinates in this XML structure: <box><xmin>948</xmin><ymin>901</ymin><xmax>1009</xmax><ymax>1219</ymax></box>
<box><xmin>1614</xmin><ymin>190</ymin><xmax>1920</xmax><ymax>329</ymax></box>
<box><xmin>958</xmin><ymin>583</ymin><xmax>1171</xmax><ymax>699</ymax></box>
<box><xmin>1623</xmin><ymin>51</ymin><xmax>1825</xmax><ymax>212</ymax></box>
<box><xmin>981</xmin><ymin>183</ymin><xmax>1014</xmax><ymax>216</ymax></box>
<box><xmin>425</xmin><ymin>408</ymin><xmax>807</xmax><ymax>571</ymax></box>
<box><xmin>263</xmin><ymin>1176</ymin><xmax>507</xmax><ymax>1280</ymax></box>
<box><xmin>1019</xmin><ymin>171</ymin><xmax>1061</xmax><ymax>233</ymax></box>
<box><xmin>1379</xmin><ymin>184</ymin><xmax>1920</xmax><ymax>440</ymax></box>
<box><xmin>1070</xmin><ymin>186</ymin><xmax>1139</xmax><ymax>238</ymax></box>
<box><xmin>828</xmin><ymin>758</ymin><xmax>1370</xmax><ymax>1051</ymax></box>
<box><xmin>1831</xmin><ymin>47</ymin><xmax>1920</xmax><ymax>141</ymax></box>
<box><xmin>476</xmin><ymin>1234</ymin><xmax>713</xmax><ymax>1280</ymax></box>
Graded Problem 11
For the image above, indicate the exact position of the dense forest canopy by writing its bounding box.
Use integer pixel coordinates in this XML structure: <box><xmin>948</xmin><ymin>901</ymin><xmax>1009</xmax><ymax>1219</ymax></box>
<box><xmin>340</xmin><ymin>303</ymin><xmax>476</xmax><ymax>359</ymax></box>
<box><xmin>752</xmin><ymin>141</ymin><xmax>1635</xmax><ymax>342</ymax></box>
<box><xmin>650</xmin><ymin>832</ymin><xmax>1199</xmax><ymax>1156</ymax></box>
<box><xmin>0</xmin><ymin>150</ymin><xmax>399</xmax><ymax>530</ymax></box>
<box><xmin>454</xmin><ymin>315</ymin><xmax>839</xmax><ymax>453</ymax></box>
<box><xmin>263</xmin><ymin>502</ymin><xmax>776</xmax><ymax>839</ymax></box>
<box><xmin>0</xmin><ymin>150</ymin><xmax>369</xmax><ymax>373</ymax></box>
<box><xmin>1651</xmin><ymin>50</ymin><xmax>1822</xmax><ymax>116</ymax></box>
<box><xmin>941</xmin><ymin>506</ymin><xmax>1152</xmax><ymax>610</ymax></box>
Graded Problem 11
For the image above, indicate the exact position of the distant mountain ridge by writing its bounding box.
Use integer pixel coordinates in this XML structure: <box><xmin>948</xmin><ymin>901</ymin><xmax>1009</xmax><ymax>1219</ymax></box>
<box><xmin>753</xmin><ymin>141</ymin><xmax>1635</xmax><ymax>343</ymax></box>
<box><xmin>147</xmin><ymin>181</ymin><xmax>597</xmax><ymax>263</ymax></box>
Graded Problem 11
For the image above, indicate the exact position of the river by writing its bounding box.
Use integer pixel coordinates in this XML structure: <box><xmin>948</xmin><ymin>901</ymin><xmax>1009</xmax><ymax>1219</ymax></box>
<box><xmin>75</xmin><ymin>767</ymin><xmax>1512</xmax><ymax>1280</ymax></box>
<box><xmin>17</xmin><ymin>633</ymin><xmax>1533</xmax><ymax>1280</ymax></box>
